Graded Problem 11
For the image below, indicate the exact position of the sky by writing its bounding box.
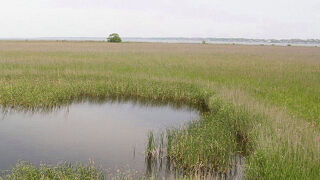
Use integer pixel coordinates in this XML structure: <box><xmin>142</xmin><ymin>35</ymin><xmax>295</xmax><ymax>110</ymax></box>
<box><xmin>0</xmin><ymin>0</ymin><xmax>319</xmax><ymax>39</ymax></box>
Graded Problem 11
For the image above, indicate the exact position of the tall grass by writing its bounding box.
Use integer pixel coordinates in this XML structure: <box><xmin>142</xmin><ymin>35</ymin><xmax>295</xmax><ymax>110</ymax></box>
<box><xmin>0</xmin><ymin>41</ymin><xmax>319</xmax><ymax>179</ymax></box>
<box><xmin>1</xmin><ymin>161</ymin><xmax>104</xmax><ymax>180</ymax></box>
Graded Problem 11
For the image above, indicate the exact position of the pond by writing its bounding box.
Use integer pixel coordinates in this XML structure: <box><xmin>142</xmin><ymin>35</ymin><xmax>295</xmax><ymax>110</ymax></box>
<box><xmin>0</xmin><ymin>100</ymin><xmax>199</xmax><ymax>177</ymax></box>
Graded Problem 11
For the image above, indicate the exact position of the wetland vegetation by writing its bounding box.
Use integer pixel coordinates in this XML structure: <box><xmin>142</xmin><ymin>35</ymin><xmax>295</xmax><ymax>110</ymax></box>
<box><xmin>0</xmin><ymin>41</ymin><xmax>319</xmax><ymax>179</ymax></box>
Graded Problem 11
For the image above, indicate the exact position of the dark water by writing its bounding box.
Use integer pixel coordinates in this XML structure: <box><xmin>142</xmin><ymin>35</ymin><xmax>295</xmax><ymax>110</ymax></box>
<box><xmin>0</xmin><ymin>101</ymin><xmax>199</xmax><ymax>176</ymax></box>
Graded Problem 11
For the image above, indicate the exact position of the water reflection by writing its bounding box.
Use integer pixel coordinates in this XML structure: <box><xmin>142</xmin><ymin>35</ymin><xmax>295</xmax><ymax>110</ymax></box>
<box><xmin>0</xmin><ymin>95</ymin><xmax>208</xmax><ymax>115</ymax></box>
<box><xmin>0</xmin><ymin>100</ymin><xmax>199</xmax><ymax>178</ymax></box>
<box><xmin>144</xmin><ymin>154</ymin><xmax>245</xmax><ymax>179</ymax></box>
<box><xmin>143</xmin><ymin>132</ymin><xmax>246</xmax><ymax>180</ymax></box>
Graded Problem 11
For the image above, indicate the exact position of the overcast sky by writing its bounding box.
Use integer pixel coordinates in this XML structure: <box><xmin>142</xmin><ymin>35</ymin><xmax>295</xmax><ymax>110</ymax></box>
<box><xmin>1</xmin><ymin>0</ymin><xmax>319</xmax><ymax>39</ymax></box>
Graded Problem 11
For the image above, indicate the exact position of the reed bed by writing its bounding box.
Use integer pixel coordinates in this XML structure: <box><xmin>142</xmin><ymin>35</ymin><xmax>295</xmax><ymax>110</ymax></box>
<box><xmin>0</xmin><ymin>41</ymin><xmax>319</xmax><ymax>179</ymax></box>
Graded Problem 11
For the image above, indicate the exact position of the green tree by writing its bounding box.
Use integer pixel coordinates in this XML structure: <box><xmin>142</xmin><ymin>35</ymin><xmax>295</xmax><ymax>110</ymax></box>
<box><xmin>107</xmin><ymin>33</ymin><xmax>122</xmax><ymax>43</ymax></box>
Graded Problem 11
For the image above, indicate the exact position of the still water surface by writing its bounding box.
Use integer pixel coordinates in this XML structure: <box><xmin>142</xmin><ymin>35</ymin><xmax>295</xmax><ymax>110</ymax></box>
<box><xmin>0</xmin><ymin>101</ymin><xmax>199</xmax><ymax>176</ymax></box>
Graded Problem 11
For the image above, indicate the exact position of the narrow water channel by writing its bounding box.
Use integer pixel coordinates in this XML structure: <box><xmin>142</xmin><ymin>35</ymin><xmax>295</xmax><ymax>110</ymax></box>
<box><xmin>0</xmin><ymin>100</ymin><xmax>199</xmax><ymax>177</ymax></box>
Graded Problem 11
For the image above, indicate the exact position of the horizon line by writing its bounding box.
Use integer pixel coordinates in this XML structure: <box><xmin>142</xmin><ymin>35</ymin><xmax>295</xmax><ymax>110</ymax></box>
<box><xmin>1</xmin><ymin>37</ymin><xmax>320</xmax><ymax>41</ymax></box>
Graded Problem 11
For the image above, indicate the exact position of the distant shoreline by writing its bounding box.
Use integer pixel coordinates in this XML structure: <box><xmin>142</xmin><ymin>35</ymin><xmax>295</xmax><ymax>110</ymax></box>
<box><xmin>0</xmin><ymin>37</ymin><xmax>319</xmax><ymax>47</ymax></box>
